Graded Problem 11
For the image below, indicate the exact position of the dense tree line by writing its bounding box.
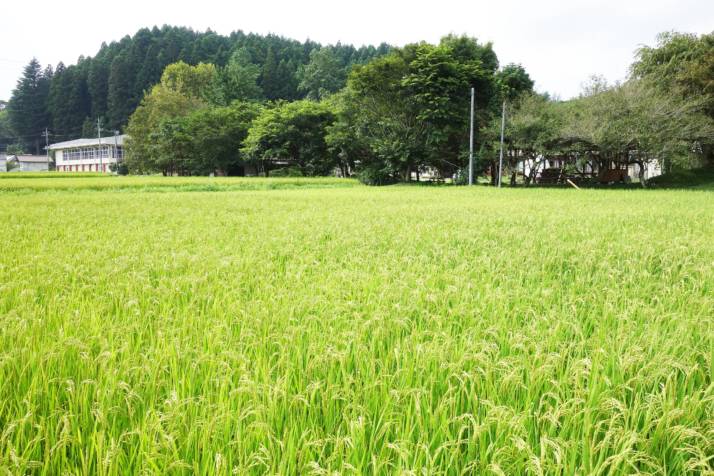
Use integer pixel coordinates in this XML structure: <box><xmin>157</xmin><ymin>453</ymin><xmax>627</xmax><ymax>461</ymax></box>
<box><xmin>7</xmin><ymin>27</ymin><xmax>710</xmax><ymax>186</ymax></box>
<box><xmin>4</xmin><ymin>26</ymin><xmax>390</xmax><ymax>152</ymax></box>
<box><xmin>495</xmin><ymin>31</ymin><xmax>714</xmax><ymax>186</ymax></box>
<box><xmin>123</xmin><ymin>35</ymin><xmax>534</xmax><ymax>179</ymax></box>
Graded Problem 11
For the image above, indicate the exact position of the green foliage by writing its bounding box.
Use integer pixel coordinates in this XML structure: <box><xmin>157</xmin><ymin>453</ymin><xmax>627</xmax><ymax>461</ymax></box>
<box><xmin>632</xmin><ymin>31</ymin><xmax>714</xmax><ymax>105</ymax></box>
<box><xmin>80</xmin><ymin>117</ymin><xmax>97</xmax><ymax>139</ymax></box>
<box><xmin>562</xmin><ymin>79</ymin><xmax>714</xmax><ymax>171</ymax></box>
<box><xmin>156</xmin><ymin>102</ymin><xmax>260</xmax><ymax>175</ymax></box>
<box><xmin>268</xmin><ymin>165</ymin><xmax>304</xmax><ymax>177</ymax></box>
<box><xmin>356</xmin><ymin>162</ymin><xmax>398</xmax><ymax>185</ymax></box>
<box><xmin>6</xmin><ymin>143</ymin><xmax>25</xmax><ymax>155</ymax></box>
<box><xmin>7</xmin><ymin>58</ymin><xmax>52</xmax><ymax>153</ymax></box>
<box><xmin>0</xmin><ymin>175</ymin><xmax>354</xmax><ymax>191</ymax></box>
<box><xmin>646</xmin><ymin>166</ymin><xmax>714</xmax><ymax>189</ymax></box>
<box><xmin>0</xmin><ymin>110</ymin><xmax>15</xmax><ymax>151</ymax></box>
<box><xmin>48</xmin><ymin>62</ymin><xmax>91</xmax><ymax>138</ymax></box>
<box><xmin>496</xmin><ymin>92</ymin><xmax>562</xmax><ymax>183</ymax></box>
<box><xmin>496</xmin><ymin>46</ymin><xmax>714</xmax><ymax>187</ymax></box>
<box><xmin>107</xmin><ymin>52</ymin><xmax>134</xmax><ymax>129</ymax></box>
<box><xmin>159</xmin><ymin>61</ymin><xmax>219</xmax><ymax>102</ymax></box>
<box><xmin>242</xmin><ymin>100</ymin><xmax>337</xmax><ymax>176</ymax></box>
<box><xmin>9</xmin><ymin>26</ymin><xmax>392</xmax><ymax>136</ymax></box>
<box><xmin>344</xmin><ymin>36</ymin><xmax>500</xmax><ymax>182</ymax></box>
<box><xmin>497</xmin><ymin>63</ymin><xmax>535</xmax><ymax>101</ymax></box>
<box><xmin>217</xmin><ymin>48</ymin><xmax>263</xmax><ymax>103</ymax></box>
<box><xmin>631</xmin><ymin>31</ymin><xmax>714</xmax><ymax>165</ymax></box>
<box><xmin>124</xmin><ymin>64</ymin><xmax>208</xmax><ymax>174</ymax></box>
<box><xmin>297</xmin><ymin>47</ymin><xmax>346</xmax><ymax>100</ymax></box>
<box><xmin>0</xmin><ymin>181</ymin><xmax>712</xmax><ymax>474</ymax></box>
<box><xmin>109</xmin><ymin>162</ymin><xmax>129</xmax><ymax>175</ymax></box>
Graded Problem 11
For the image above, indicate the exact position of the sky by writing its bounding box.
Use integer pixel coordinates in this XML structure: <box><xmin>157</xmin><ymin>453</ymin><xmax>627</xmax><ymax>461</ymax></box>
<box><xmin>1</xmin><ymin>0</ymin><xmax>712</xmax><ymax>101</ymax></box>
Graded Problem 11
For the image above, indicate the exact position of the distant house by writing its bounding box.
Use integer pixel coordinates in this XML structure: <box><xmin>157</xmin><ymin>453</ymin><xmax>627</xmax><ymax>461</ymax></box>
<box><xmin>48</xmin><ymin>135</ymin><xmax>126</xmax><ymax>173</ymax></box>
<box><xmin>0</xmin><ymin>152</ymin><xmax>6</xmax><ymax>172</ymax></box>
<box><xmin>6</xmin><ymin>155</ymin><xmax>50</xmax><ymax>172</ymax></box>
<box><xmin>627</xmin><ymin>161</ymin><xmax>661</xmax><ymax>181</ymax></box>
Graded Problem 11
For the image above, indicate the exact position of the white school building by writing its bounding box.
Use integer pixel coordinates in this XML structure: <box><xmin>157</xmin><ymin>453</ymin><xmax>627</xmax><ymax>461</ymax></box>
<box><xmin>49</xmin><ymin>135</ymin><xmax>126</xmax><ymax>172</ymax></box>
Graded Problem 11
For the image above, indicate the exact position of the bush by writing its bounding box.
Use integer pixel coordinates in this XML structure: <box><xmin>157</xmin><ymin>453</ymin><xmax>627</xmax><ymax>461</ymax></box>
<box><xmin>270</xmin><ymin>166</ymin><xmax>304</xmax><ymax>177</ymax></box>
<box><xmin>6</xmin><ymin>143</ymin><xmax>24</xmax><ymax>155</ymax></box>
<box><xmin>452</xmin><ymin>168</ymin><xmax>469</xmax><ymax>185</ymax></box>
<box><xmin>109</xmin><ymin>163</ymin><xmax>130</xmax><ymax>175</ymax></box>
<box><xmin>356</xmin><ymin>163</ymin><xmax>398</xmax><ymax>186</ymax></box>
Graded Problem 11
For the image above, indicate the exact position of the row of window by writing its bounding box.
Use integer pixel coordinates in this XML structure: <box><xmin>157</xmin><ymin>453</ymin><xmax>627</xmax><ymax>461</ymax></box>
<box><xmin>59</xmin><ymin>164</ymin><xmax>109</xmax><ymax>172</ymax></box>
<box><xmin>61</xmin><ymin>146</ymin><xmax>123</xmax><ymax>161</ymax></box>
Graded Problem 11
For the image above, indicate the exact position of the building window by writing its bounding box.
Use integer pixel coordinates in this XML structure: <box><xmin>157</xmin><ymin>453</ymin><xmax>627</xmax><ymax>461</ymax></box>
<box><xmin>64</xmin><ymin>148</ymin><xmax>80</xmax><ymax>161</ymax></box>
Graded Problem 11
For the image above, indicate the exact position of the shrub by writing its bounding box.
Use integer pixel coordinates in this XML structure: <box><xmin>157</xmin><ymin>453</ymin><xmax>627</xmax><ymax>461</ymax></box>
<box><xmin>356</xmin><ymin>163</ymin><xmax>397</xmax><ymax>186</ymax></box>
<box><xmin>270</xmin><ymin>166</ymin><xmax>304</xmax><ymax>177</ymax></box>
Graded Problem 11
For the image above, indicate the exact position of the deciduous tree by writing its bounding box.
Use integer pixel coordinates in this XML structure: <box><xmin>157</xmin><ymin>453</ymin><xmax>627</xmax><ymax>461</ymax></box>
<box><xmin>242</xmin><ymin>100</ymin><xmax>337</xmax><ymax>176</ymax></box>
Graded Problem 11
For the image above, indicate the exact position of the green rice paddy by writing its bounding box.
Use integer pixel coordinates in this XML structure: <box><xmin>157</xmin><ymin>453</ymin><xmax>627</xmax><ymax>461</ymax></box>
<box><xmin>0</xmin><ymin>176</ymin><xmax>712</xmax><ymax>474</ymax></box>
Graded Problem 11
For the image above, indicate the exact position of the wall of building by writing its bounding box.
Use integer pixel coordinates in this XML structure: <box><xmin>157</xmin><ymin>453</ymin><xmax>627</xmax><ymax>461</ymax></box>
<box><xmin>19</xmin><ymin>162</ymin><xmax>49</xmax><ymax>172</ymax></box>
<box><xmin>55</xmin><ymin>147</ymin><xmax>122</xmax><ymax>173</ymax></box>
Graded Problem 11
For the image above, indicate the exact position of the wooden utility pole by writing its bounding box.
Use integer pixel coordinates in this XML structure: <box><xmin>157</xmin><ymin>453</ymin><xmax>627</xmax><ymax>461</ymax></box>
<box><xmin>41</xmin><ymin>128</ymin><xmax>50</xmax><ymax>162</ymax></box>
<box><xmin>97</xmin><ymin>118</ymin><xmax>103</xmax><ymax>172</ymax></box>
<box><xmin>498</xmin><ymin>100</ymin><xmax>506</xmax><ymax>188</ymax></box>
<box><xmin>468</xmin><ymin>87</ymin><xmax>475</xmax><ymax>186</ymax></box>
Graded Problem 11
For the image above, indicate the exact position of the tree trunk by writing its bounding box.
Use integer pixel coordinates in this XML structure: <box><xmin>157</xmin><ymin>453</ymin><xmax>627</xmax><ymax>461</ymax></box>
<box><xmin>526</xmin><ymin>157</ymin><xmax>539</xmax><ymax>186</ymax></box>
<box><xmin>702</xmin><ymin>143</ymin><xmax>714</xmax><ymax>168</ymax></box>
<box><xmin>636</xmin><ymin>160</ymin><xmax>646</xmax><ymax>188</ymax></box>
<box><xmin>403</xmin><ymin>165</ymin><xmax>411</xmax><ymax>182</ymax></box>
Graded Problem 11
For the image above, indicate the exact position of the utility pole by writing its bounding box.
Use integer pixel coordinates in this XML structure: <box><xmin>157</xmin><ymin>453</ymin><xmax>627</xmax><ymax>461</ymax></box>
<box><xmin>498</xmin><ymin>100</ymin><xmax>506</xmax><ymax>188</ymax></box>
<box><xmin>41</xmin><ymin>127</ymin><xmax>50</xmax><ymax>162</ymax></box>
<box><xmin>113</xmin><ymin>130</ymin><xmax>119</xmax><ymax>158</ymax></box>
<box><xmin>468</xmin><ymin>87</ymin><xmax>475</xmax><ymax>186</ymax></box>
<box><xmin>114</xmin><ymin>130</ymin><xmax>119</xmax><ymax>172</ymax></box>
<box><xmin>97</xmin><ymin>118</ymin><xmax>103</xmax><ymax>173</ymax></box>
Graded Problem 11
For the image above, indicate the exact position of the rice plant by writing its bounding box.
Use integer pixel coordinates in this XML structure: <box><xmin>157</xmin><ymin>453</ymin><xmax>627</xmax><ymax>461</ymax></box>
<box><xmin>0</xmin><ymin>179</ymin><xmax>712</xmax><ymax>474</ymax></box>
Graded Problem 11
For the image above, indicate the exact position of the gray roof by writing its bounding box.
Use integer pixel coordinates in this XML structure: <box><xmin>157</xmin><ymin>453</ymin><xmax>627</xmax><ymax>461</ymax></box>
<box><xmin>48</xmin><ymin>135</ymin><xmax>127</xmax><ymax>150</ymax></box>
<box><xmin>14</xmin><ymin>155</ymin><xmax>50</xmax><ymax>163</ymax></box>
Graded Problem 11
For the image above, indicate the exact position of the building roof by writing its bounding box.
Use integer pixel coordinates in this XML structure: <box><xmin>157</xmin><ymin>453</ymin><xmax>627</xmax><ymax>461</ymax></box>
<box><xmin>14</xmin><ymin>155</ymin><xmax>50</xmax><ymax>163</ymax></box>
<box><xmin>48</xmin><ymin>135</ymin><xmax>127</xmax><ymax>150</ymax></box>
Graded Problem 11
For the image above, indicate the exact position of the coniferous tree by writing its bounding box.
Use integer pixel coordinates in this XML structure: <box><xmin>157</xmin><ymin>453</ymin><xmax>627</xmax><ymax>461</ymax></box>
<box><xmin>219</xmin><ymin>48</ymin><xmax>263</xmax><ymax>102</ymax></box>
<box><xmin>48</xmin><ymin>63</ymin><xmax>91</xmax><ymax>138</ymax></box>
<box><xmin>8</xmin><ymin>27</ymin><xmax>393</xmax><ymax>136</ymax></box>
<box><xmin>8</xmin><ymin>58</ymin><xmax>51</xmax><ymax>152</ymax></box>
<box><xmin>297</xmin><ymin>48</ymin><xmax>346</xmax><ymax>100</ymax></box>
<box><xmin>277</xmin><ymin>59</ymin><xmax>299</xmax><ymax>100</ymax></box>
<box><xmin>261</xmin><ymin>47</ymin><xmax>280</xmax><ymax>100</ymax></box>
<box><xmin>107</xmin><ymin>53</ymin><xmax>133</xmax><ymax>129</ymax></box>
<box><xmin>88</xmin><ymin>53</ymin><xmax>110</xmax><ymax>120</ymax></box>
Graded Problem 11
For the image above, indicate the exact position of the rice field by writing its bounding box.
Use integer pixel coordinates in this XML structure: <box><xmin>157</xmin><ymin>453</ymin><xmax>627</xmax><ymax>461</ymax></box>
<box><xmin>0</xmin><ymin>176</ymin><xmax>712</xmax><ymax>475</ymax></box>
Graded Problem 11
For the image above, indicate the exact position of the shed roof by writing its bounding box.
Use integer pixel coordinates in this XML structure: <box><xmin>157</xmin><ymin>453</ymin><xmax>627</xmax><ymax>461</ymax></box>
<box><xmin>15</xmin><ymin>155</ymin><xmax>50</xmax><ymax>163</ymax></box>
<box><xmin>48</xmin><ymin>135</ymin><xmax>127</xmax><ymax>150</ymax></box>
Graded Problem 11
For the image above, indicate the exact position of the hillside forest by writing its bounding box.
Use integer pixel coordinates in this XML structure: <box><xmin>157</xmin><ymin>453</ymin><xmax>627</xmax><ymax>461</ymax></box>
<box><xmin>2</xmin><ymin>27</ymin><xmax>713</xmax><ymax>185</ymax></box>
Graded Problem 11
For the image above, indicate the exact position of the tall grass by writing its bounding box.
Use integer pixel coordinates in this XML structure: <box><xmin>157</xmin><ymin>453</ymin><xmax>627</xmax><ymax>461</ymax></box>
<box><xmin>0</xmin><ymin>175</ymin><xmax>357</xmax><ymax>192</ymax></box>
<box><xmin>0</xmin><ymin>182</ymin><xmax>712</xmax><ymax>474</ymax></box>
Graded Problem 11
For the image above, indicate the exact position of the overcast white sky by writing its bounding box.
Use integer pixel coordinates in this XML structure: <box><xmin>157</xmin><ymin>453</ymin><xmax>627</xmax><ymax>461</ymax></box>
<box><xmin>1</xmin><ymin>0</ymin><xmax>712</xmax><ymax>101</ymax></box>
